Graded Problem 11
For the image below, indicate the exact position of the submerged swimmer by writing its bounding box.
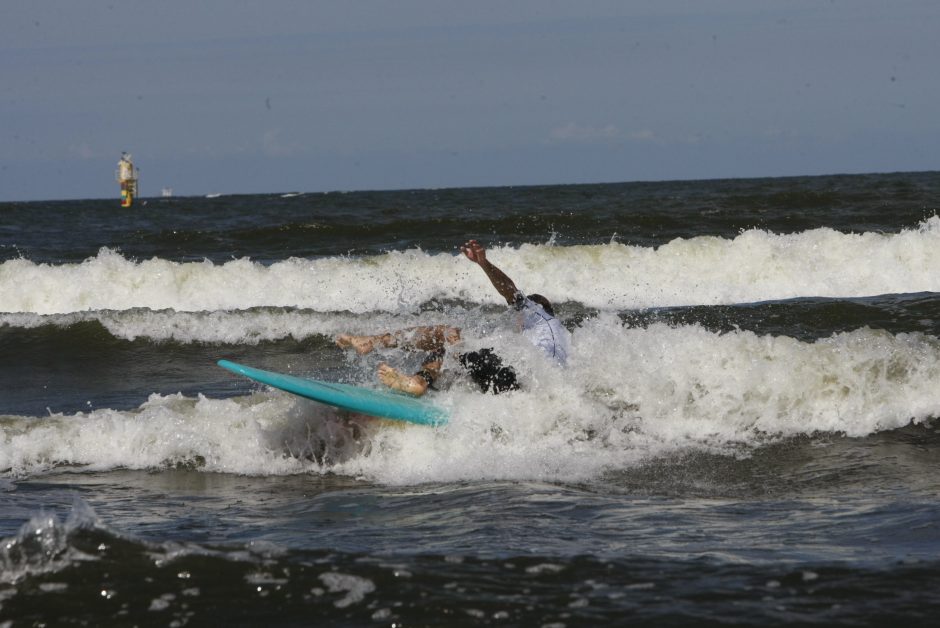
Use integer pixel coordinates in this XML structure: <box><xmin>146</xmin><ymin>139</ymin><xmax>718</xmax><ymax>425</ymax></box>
<box><xmin>336</xmin><ymin>239</ymin><xmax>571</xmax><ymax>397</ymax></box>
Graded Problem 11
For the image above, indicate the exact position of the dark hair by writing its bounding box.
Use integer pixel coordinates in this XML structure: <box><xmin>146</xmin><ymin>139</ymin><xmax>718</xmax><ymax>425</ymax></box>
<box><xmin>528</xmin><ymin>293</ymin><xmax>554</xmax><ymax>316</ymax></box>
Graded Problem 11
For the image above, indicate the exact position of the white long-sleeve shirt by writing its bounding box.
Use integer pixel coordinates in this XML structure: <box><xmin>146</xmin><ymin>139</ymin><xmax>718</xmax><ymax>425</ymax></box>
<box><xmin>515</xmin><ymin>295</ymin><xmax>571</xmax><ymax>366</ymax></box>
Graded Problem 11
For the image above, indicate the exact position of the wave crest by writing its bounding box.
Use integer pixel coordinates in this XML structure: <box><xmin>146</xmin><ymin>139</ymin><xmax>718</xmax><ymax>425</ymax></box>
<box><xmin>4</xmin><ymin>218</ymin><xmax>940</xmax><ymax>315</ymax></box>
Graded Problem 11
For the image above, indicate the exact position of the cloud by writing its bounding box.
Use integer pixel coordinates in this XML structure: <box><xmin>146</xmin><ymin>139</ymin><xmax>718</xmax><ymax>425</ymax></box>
<box><xmin>547</xmin><ymin>123</ymin><xmax>657</xmax><ymax>145</ymax></box>
<box><xmin>628</xmin><ymin>129</ymin><xmax>657</xmax><ymax>142</ymax></box>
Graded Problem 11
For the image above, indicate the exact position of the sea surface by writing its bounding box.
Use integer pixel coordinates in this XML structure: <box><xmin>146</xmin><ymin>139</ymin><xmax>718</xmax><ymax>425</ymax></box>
<box><xmin>2</xmin><ymin>172</ymin><xmax>940</xmax><ymax>626</ymax></box>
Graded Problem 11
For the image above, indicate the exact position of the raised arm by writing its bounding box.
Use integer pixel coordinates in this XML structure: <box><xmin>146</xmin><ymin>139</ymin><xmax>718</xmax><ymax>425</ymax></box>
<box><xmin>460</xmin><ymin>239</ymin><xmax>519</xmax><ymax>305</ymax></box>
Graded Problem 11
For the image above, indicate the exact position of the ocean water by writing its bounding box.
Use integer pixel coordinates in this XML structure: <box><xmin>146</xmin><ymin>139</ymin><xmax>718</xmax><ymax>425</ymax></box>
<box><xmin>2</xmin><ymin>172</ymin><xmax>940</xmax><ymax>625</ymax></box>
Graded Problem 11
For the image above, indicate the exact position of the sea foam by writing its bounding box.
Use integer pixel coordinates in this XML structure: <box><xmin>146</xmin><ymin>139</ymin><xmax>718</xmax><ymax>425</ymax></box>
<box><xmin>4</xmin><ymin>218</ymin><xmax>940</xmax><ymax>315</ymax></box>
<box><xmin>3</xmin><ymin>320</ymin><xmax>939</xmax><ymax>484</ymax></box>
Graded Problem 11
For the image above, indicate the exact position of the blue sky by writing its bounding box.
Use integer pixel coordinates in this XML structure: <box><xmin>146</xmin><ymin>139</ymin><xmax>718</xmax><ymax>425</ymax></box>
<box><xmin>1</xmin><ymin>0</ymin><xmax>937</xmax><ymax>200</ymax></box>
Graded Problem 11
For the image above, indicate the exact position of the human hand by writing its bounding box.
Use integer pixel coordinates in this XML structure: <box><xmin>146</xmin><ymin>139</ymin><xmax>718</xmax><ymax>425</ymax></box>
<box><xmin>460</xmin><ymin>239</ymin><xmax>487</xmax><ymax>265</ymax></box>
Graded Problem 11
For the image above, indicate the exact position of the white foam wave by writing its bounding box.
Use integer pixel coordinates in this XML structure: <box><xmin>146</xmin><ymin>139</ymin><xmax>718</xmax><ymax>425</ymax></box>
<box><xmin>0</xmin><ymin>248</ymin><xmax>457</xmax><ymax>316</ymax></box>
<box><xmin>0</xmin><ymin>309</ymin><xmax>454</xmax><ymax>344</ymax></box>
<box><xmin>5</xmin><ymin>218</ymin><xmax>940</xmax><ymax>315</ymax></box>
<box><xmin>0</xmin><ymin>393</ymin><xmax>346</xmax><ymax>477</ymax></box>
<box><xmin>4</xmin><ymin>322</ymin><xmax>939</xmax><ymax>484</ymax></box>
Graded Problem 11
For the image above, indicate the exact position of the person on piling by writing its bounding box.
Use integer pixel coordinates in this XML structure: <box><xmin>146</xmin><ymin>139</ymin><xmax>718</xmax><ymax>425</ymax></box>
<box><xmin>336</xmin><ymin>240</ymin><xmax>571</xmax><ymax>396</ymax></box>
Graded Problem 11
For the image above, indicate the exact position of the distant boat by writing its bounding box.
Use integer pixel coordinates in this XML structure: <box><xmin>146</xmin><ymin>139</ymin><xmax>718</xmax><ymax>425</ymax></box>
<box><xmin>205</xmin><ymin>193</ymin><xmax>222</xmax><ymax>198</ymax></box>
<box><xmin>281</xmin><ymin>192</ymin><xmax>303</xmax><ymax>198</ymax></box>
<box><xmin>161</xmin><ymin>187</ymin><xmax>173</xmax><ymax>198</ymax></box>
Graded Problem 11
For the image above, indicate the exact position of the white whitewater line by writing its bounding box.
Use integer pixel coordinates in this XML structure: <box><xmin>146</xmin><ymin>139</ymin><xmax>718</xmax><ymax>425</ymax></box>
<box><xmin>3</xmin><ymin>218</ymin><xmax>940</xmax><ymax>315</ymax></box>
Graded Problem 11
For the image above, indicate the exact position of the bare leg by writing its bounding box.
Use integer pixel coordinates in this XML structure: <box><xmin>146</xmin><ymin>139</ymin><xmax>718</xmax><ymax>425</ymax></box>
<box><xmin>337</xmin><ymin>326</ymin><xmax>460</xmax><ymax>355</ymax></box>
<box><xmin>377</xmin><ymin>354</ymin><xmax>444</xmax><ymax>397</ymax></box>
<box><xmin>338</xmin><ymin>326</ymin><xmax>457</xmax><ymax>396</ymax></box>
<box><xmin>408</xmin><ymin>325</ymin><xmax>461</xmax><ymax>351</ymax></box>
<box><xmin>378</xmin><ymin>364</ymin><xmax>429</xmax><ymax>396</ymax></box>
<box><xmin>336</xmin><ymin>332</ymin><xmax>394</xmax><ymax>355</ymax></box>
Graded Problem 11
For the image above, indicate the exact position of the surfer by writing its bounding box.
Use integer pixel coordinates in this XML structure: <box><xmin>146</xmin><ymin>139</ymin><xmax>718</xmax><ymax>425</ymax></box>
<box><xmin>337</xmin><ymin>239</ymin><xmax>571</xmax><ymax>396</ymax></box>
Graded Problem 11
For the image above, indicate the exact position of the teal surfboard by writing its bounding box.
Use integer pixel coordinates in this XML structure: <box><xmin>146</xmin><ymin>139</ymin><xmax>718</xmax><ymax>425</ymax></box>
<box><xmin>217</xmin><ymin>360</ymin><xmax>448</xmax><ymax>427</ymax></box>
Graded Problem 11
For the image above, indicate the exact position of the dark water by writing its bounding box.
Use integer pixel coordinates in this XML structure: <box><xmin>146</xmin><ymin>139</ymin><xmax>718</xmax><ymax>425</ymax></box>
<box><xmin>4</xmin><ymin>172</ymin><xmax>939</xmax><ymax>265</ymax></box>
<box><xmin>3</xmin><ymin>171</ymin><xmax>940</xmax><ymax>626</ymax></box>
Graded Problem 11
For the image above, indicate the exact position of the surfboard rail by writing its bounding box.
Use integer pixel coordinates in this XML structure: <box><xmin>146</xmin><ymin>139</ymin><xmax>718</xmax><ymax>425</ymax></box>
<box><xmin>217</xmin><ymin>359</ymin><xmax>448</xmax><ymax>427</ymax></box>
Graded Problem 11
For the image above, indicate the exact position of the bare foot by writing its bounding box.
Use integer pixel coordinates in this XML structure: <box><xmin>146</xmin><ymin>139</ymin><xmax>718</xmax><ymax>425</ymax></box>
<box><xmin>378</xmin><ymin>363</ymin><xmax>428</xmax><ymax>397</ymax></box>
<box><xmin>336</xmin><ymin>334</ymin><xmax>376</xmax><ymax>355</ymax></box>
